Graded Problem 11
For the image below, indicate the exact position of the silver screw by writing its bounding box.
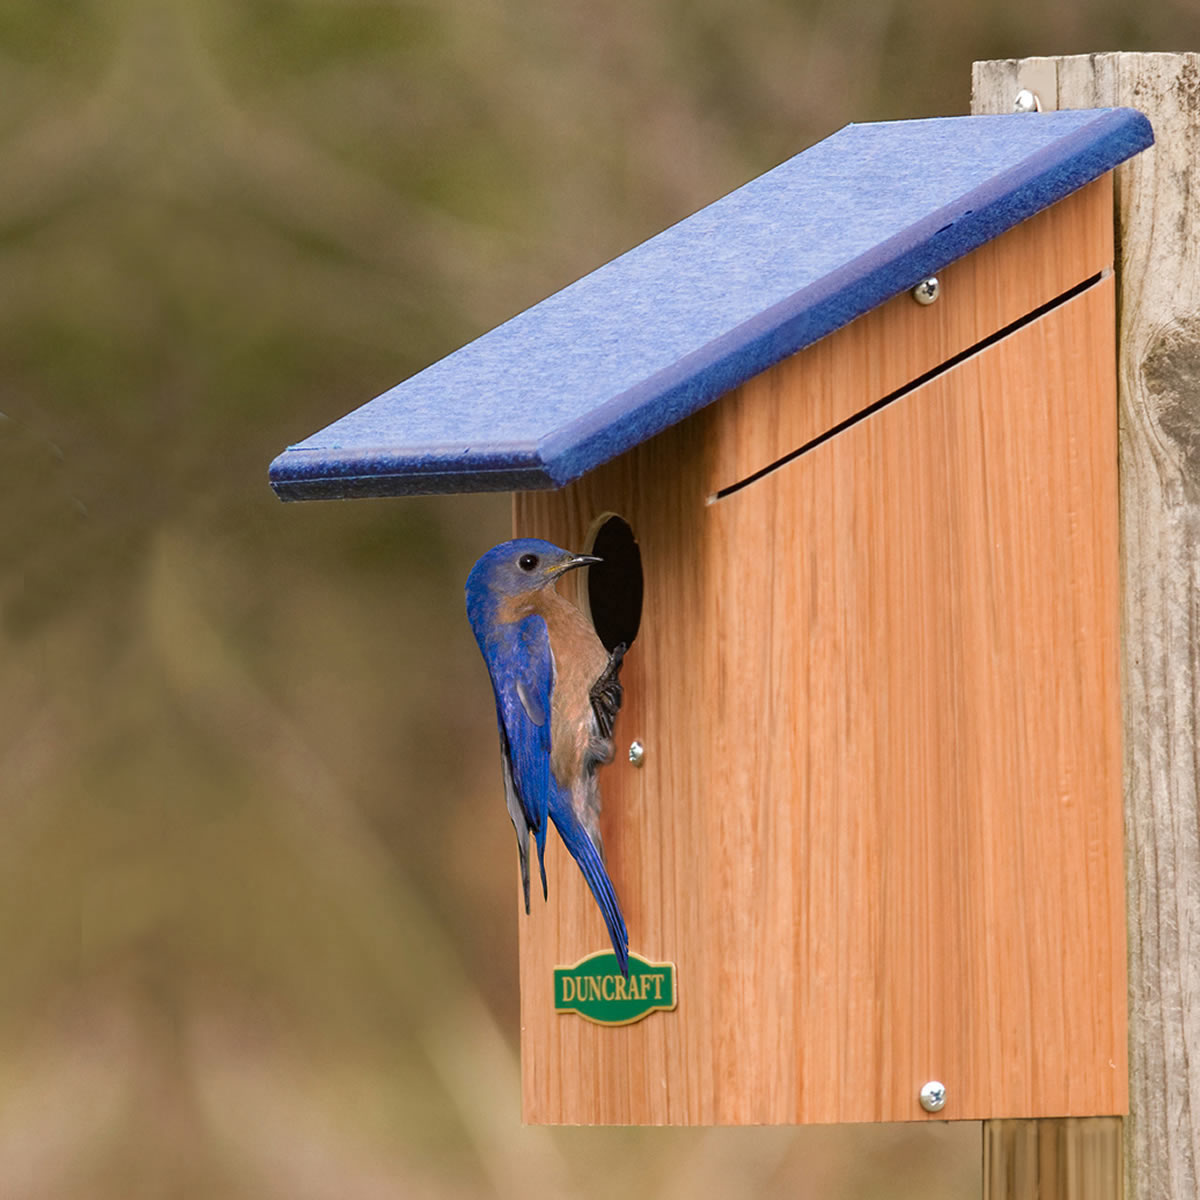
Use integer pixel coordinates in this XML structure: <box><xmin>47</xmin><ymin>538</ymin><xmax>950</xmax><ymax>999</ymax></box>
<box><xmin>919</xmin><ymin>1080</ymin><xmax>947</xmax><ymax>1113</ymax></box>
<box><xmin>628</xmin><ymin>740</ymin><xmax>645</xmax><ymax>766</ymax></box>
<box><xmin>1014</xmin><ymin>88</ymin><xmax>1042</xmax><ymax>113</ymax></box>
<box><xmin>912</xmin><ymin>276</ymin><xmax>940</xmax><ymax>306</ymax></box>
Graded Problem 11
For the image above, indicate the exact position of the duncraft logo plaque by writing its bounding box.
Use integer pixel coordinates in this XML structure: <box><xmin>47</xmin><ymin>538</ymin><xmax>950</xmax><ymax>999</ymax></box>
<box><xmin>553</xmin><ymin>952</ymin><xmax>677</xmax><ymax>1025</ymax></box>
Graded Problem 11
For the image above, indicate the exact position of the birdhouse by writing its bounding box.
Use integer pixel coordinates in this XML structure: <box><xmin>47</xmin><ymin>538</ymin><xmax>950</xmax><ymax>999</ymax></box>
<box><xmin>271</xmin><ymin>108</ymin><xmax>1153</xmax><ymax>1127</ymax></box>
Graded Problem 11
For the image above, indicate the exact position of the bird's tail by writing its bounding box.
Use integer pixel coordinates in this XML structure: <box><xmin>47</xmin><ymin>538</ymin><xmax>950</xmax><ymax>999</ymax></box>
<box><xmin>513</xmin><ymin>820</ymin><xmax>531</xmax><ymax>915</ymax></box>
<box><xmin>550</xmin><ymin>797</ymin><xmax>629</xmax><ymax>978</ymax></box>
<box><xmin>535</xmin><ymin>822</ymin><xmax>548</xmax><ymax>902</ymax></box>
<box><xmin>501</xmin><ymin>747</ymin><xmax>533</xmax><ymax>914</ymax></box>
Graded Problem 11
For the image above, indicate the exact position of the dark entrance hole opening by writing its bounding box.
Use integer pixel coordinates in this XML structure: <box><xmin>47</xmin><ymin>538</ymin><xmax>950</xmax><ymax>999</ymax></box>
<box><xmin>584</xmin><ymin>514</ymin><xmax>643</xmax><ymax>654</ymax></box>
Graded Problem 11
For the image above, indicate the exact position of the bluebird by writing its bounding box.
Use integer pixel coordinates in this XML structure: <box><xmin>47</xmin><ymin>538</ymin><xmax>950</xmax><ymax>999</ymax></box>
<box><xmin>466</xmin><ymin>538</ymin><xmax>629</xmax><ymax>976</ymax></box>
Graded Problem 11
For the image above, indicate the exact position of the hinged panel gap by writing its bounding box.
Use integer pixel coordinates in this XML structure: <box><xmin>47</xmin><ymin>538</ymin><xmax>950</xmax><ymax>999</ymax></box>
<box><xmin>709</xmin><ymin>267</ymin><xmax>1108</xmax><ymax>503</ymax></box>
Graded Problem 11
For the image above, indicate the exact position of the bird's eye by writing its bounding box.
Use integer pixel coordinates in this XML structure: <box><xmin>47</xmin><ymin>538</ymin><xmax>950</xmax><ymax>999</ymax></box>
<box><xmin>518</xmin><ymin>553</ymin><xmax>539</xmax><ymax>572</ymax></box>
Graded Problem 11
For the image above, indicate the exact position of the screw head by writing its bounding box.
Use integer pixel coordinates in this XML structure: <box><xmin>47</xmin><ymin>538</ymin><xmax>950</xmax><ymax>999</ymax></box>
<box><xmin>1013</xmin><ymin>88</ymin><xmax>1042</xmax><ymax>113</ymax></box>
<box><xmin>919</xmin><ymin>1080</ymin><xmax>947</xmax><ymax>1113</ymax></box>
<box><xmin>628</xmin><ymin>740</ymin><xmax>645</xmax><ymax>766</ymax></box>
<box><xmin>911</xmin><ymin>276</ymin><xmax>940</xmax><ymax>306</ymax></box>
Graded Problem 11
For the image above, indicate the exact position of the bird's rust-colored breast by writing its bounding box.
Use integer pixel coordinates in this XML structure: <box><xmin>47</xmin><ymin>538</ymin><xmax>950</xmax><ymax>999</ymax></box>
<box><xmin>531</xmin><ymin>589</ymin><xmax>608</xmax><ymax>784</ymax></box>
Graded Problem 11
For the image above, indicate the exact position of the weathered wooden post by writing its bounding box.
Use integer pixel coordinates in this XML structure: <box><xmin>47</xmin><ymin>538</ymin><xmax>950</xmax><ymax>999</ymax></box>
<box><xmin>974</xmin><ymin>52</ymin><xmax>1200</xmax><ymax>1200</ymax></box>
<box><xmin>270</xmin><ymin>100</ymin><xmax>1153</xmax><ymax>1166</ymax></box>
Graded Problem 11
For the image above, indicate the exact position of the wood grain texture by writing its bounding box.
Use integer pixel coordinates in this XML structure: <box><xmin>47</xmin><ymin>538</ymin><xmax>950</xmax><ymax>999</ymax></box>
<box><xmin>514</xmin><ymin>210</ymin><xmax>1124</xmax><ymax>1126</ymax></box>
<box><xmin>711</xmin><ymin>179</ymin><xmax>1112</xmax><ymax>494</ymax></box>
<box><xmin>984</xmin><ymin>1118</ymin><xmax>1122</xmax><ymax>1200</ymax></box>
<box><xmin>975</xmin><ymin>53</ymin><xmax>1200</xmax><ymax>1200</ymax></box>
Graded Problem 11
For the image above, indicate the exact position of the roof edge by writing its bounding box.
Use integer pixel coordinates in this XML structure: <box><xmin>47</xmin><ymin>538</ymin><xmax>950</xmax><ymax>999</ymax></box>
<box><xmin>536</xmin><ymin>107</ymin><xmax>1152</xmax><ymax>486</ymax></box>
<box><xmin>268</xmin><ymin>444</ymin><xmax>553</xmax><ymax>500</ymax></box>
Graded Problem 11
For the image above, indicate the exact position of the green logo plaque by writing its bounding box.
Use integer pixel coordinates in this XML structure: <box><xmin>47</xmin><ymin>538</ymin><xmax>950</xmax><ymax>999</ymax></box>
<box><xmin>553</xmin><ymin>952</ymin><xmax>677</xmax><ymax>1025</ymax></box>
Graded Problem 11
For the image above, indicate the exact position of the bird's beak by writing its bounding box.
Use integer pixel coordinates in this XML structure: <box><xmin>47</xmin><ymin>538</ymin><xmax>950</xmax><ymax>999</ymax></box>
<box><xmin>551</xmin><ymin>553</ymin><xmax>602</xmax><ymax>578</ymax></box>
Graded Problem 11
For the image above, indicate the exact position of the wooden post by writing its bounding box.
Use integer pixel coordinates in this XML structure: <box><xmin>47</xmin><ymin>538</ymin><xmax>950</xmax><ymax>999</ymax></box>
<box><xmin>973</xmin><ymin>53</ymin><xmax>1200</xmax><ymax>1200</ymax></box>
<box><xmin>984</xmin><ymin>1119</ymin><xmax>1122</xmax><ymax>1200</ymax></box>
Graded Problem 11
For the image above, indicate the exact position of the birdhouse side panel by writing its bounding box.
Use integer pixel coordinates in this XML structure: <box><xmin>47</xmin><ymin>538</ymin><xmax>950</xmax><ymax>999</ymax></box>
<box><xmin>701</xmin><ymin>275</ymin><xmax>1123</xmax><ymax>1123</ymax></box>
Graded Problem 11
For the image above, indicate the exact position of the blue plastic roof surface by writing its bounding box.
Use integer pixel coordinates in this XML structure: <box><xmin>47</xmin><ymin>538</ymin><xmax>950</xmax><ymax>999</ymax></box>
<box><xmin>270</xmin><ymin>107</ymin><xmax>1152</xmax><ymax>500</ymax></box>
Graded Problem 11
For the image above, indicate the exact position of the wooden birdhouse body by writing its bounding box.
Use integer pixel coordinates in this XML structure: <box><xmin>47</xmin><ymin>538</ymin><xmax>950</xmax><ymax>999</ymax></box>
<box><xmin>515</xmin><ymin>179</ymin><xmax>1124</xmax><ymax>1124</ymax></box>
<box><xmin>271</xmin><ymin>109</ymin><xmax>1152</xmax><ymax>1127</ymax></box>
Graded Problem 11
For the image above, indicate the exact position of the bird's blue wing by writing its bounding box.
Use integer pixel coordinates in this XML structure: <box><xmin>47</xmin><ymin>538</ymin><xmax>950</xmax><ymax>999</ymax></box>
<box><xmin>495</xmin><ymin>721</ymin><xmax>533</xmax><ymax>913</ymax></box>
<box><xmin>492</xmin><ymin>615</ymin><xmax>555</xmax><ymax>905</ymax></box>
<box><xmin>480</xmin><ymin>610</ymin><xmax>628</xmax><ymax>975</ymax></box>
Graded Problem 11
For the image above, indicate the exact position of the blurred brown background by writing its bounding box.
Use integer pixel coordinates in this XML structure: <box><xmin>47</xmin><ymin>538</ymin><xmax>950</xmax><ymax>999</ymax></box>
<box><xmin>2</xmin><ymin>2</ymin><xmax>1195</xmax><ymax>1196</ymax></box>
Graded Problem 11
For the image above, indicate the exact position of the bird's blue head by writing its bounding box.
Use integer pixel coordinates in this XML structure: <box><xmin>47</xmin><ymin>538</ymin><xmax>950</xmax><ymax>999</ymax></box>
<box><xmin>465</xmin><ymin>538</ymin><xmax>599</xmax><ymax>633</ymax></box>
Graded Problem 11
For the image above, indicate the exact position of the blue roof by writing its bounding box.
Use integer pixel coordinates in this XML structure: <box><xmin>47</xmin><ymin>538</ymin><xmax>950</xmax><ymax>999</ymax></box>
<box><xmin>270</xmin><ymin>107</ymin><xmax>1152</xmax><ymax>500</ymax></box>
